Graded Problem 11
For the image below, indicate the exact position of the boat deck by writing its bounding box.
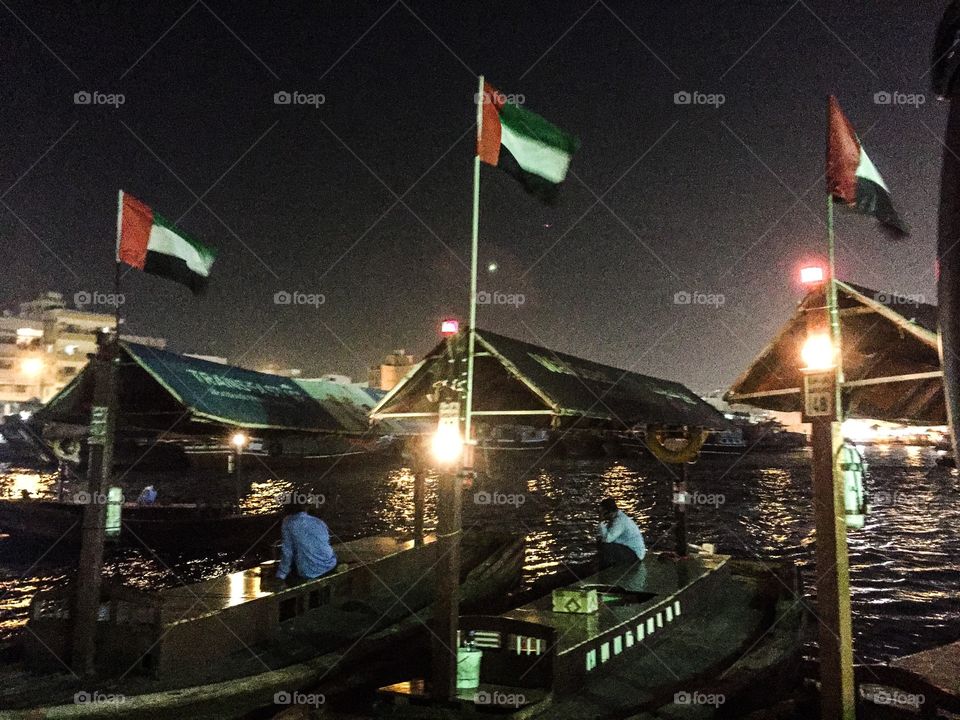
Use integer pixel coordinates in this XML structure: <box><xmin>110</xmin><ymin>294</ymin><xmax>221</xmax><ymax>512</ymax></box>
<box><xmin>502</xmin><ymin>552</ymin><xmax>728</xmax><ymax>656</ymax></box>
<box><xmin>379</xmin><ymin>552</ymin><xmax>745</xmax><ymax>713</ymax></box>
<box><xmin>159</xmin><ymin>534</ymin><xmax>434</xmax><ymax>623</ymax></box>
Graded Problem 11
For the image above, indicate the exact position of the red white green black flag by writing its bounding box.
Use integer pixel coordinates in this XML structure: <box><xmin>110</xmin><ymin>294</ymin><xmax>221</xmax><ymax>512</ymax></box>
<box><xmin>827</xmin><ymin>95</ymin><xmax>909</xmax><ymax>237</ymax></box>
<box><xmin>116</xmin><ymin>190</ymin><xmax>217</xmax><ymax>293</ymax></box>
<box><xmin>477</xmin><ymin>82</ymin><xmax>580</xmax><ymax>203</ymax></box>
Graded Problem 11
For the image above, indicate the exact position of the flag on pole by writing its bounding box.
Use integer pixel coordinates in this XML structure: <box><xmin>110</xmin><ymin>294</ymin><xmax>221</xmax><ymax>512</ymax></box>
<box><xmin>477</xmin><ymin>82</ymin><xmax>579</xmax><ymax>203</ymax></box>
<box><xmin>116</xmin><ymin>191</ymin><xmax>217</xmax><ymax>293</ymax></box>
<box><xmin>827</xmin><ymin>95</ymin><xmax>909</xmax><ymax>237</ymax></box>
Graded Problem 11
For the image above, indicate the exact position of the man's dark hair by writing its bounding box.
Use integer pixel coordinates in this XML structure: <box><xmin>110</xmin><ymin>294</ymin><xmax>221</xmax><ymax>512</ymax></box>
<box><xmin>600</xmin><ymin>497</ymin><xmax>618</xmax><ymax>514</ymax></box>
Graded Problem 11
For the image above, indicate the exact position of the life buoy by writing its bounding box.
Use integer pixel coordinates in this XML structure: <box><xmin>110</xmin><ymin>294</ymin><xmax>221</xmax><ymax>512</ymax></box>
<box><xmin>644</xmin><ymin>427</ymin><xmax>709</xmax><ymax>464</ymax></box>
<box><xmin>838</xmin><ymin>443</ymin><xmax>868</xmax><ymax>530</ymax></box>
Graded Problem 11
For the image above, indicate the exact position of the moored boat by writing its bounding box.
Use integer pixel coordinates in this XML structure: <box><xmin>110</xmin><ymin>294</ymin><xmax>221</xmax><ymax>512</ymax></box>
<box><xmin>377</xmin><ymin>548</ymin><xmax>808</xmax><ymax>718</ymax></box>
<box><xmin>3</xmin><ymin>530</ymin><xmax>523</xmax><ymax>718</ymax></box>
<box><xmin>0</xmin><ymin>497</ymin><xmax>283</xmax><ymax>552</ymax></box>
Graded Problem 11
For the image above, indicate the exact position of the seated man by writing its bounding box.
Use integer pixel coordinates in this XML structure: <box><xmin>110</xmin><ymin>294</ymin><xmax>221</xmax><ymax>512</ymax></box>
<box><xmin>137</xmin><ymin>485</ymin><xmax>157</xmax><ymax>505</ymax></box>
<box><xmin>276</xmin><ymin>500</ymin><xmax>338</xmax><ymax>585</ymax></box>
<box><xmin>596</xmin><ymin>497</ymin><xmax>646</xmax><ymax>569</ymax></box>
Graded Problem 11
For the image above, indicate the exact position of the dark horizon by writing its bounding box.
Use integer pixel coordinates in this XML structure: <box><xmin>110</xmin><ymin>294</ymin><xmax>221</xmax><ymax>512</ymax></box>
<box><xmin>1</xmin><ymin>1</ymin><xmax>946</xmax><ymax>392</ymax></box>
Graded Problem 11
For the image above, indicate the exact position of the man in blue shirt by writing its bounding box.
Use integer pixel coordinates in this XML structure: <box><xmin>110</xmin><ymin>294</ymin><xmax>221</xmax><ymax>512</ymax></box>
<box><xmin>277</xmin><ymin>502</ymin><xmax>338</xmax><ymax>584</ymax></box>
<box><xmin>596</xmin><ymin>497</ymin><xmax>646</xmax><ymax>569</ymax></box>
<box><xmin>137</xmin><ymin>485</ymin><xmax>158</xmax><ymax>505</ymax></box>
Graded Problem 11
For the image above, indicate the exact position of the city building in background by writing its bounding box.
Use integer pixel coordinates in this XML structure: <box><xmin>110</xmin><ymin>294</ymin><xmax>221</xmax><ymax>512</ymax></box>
<box><xmin>369</xmin><ymin>349</ymin><xmax>415</xmax><ymax>391</ymax></box>
<box><xmin>0</xmin><ymin>291</ymin><xmax>165</xmax><ymax>416</ymax></box>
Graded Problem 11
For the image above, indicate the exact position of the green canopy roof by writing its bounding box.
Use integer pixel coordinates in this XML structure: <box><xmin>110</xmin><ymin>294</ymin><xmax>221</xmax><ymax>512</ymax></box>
<box><xmin>371</xmin><ymin>329</ymin><xmax>728</xmax><ymax>431</ymax></box>
<box><xmin>39</xmin><ymin>342</ymin><xmax>350</xmax><ymax>435</ymax></box>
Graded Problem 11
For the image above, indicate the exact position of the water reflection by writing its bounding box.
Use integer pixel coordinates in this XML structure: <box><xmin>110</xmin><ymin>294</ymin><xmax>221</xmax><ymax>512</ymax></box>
<box><xmin>0</xmin><ymin>448</ymin><xmax>957</xmax><ymax>664</ymax></box>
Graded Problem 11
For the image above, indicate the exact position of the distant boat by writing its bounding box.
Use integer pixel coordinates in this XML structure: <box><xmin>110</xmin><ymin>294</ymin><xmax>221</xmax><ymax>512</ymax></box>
<box><xmin>0</xmin><ymin>498</ymin><xmax>283</xmax><ymax>552</ymax></box>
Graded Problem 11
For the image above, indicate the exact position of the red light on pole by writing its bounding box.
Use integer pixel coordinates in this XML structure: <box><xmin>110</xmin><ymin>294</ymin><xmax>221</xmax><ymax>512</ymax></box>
<box><xmin>440</xmin><ymin>319</ymin><xmax>459</xmax><ymax>337</ymax></box>
<box><xmin>800</xmin><ymin>265</ymin><xmax>826</xmax><ymax>285</ymax></box>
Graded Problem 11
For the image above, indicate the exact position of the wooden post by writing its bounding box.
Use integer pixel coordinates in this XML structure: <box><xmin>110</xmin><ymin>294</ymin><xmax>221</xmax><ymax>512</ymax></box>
<box><xmin>804</xmin><ymin>281</ymin><xmax>856</xmax><ymax>720</ymax></box>
<box><xmin>431</xmin><ymin>467</ymin><xmax>462</xmax><ymax>700</ymax></box>
<box><xmin>71</xmin><ymin>335</ymin><xmax>118</xmax><ymax>677</ymax></box>
<box><xmin>810</xmin><ymin>414</ymin><xmax>855</xmax><ymax>719</ymax></box>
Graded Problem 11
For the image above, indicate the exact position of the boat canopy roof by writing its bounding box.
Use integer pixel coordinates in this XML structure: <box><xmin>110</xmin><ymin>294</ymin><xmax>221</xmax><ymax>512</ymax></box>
<box><xmin>37</xmin><ymin>342</ymin><xmax>376</xmax><ymax>435</ymax></box>
<box><xmin>726</xmin><ymin>280</ymin><xmax>943</xmax><ymax>423</ymax></box>
<box><xmin>370</xmin><ymin>328</ymin><xmax>729</xmax><ymax>431</ymax></box>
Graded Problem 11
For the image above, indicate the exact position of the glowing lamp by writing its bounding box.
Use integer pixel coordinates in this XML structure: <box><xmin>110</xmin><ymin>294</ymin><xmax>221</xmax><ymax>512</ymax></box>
<box><xmin>440</xmin><ymin>319</ymin><xmax>459</xmax><ymax>337</ymax></box>
<box><xmin>230</xmin><ymin>432</ymin><xmax>248</xmax><ymax>450</ymax></box>
<box><xmin>20</xmin><ymin>357</ymin><xmax>44</xmax><ymax>377</ymax></box>
<box><xmin>431</xmin><ymin>424</ymin><xmax>464</xmax><ymax>465</ymax></box>
<box><xmin>801</xmin><ymin>333</ymin><xmax>835</xmax><ymax>371</ymax></box>
<box><xmin>800</xmin><ymin>266</ymin><xmax>825</xmax><ymax>285</ymax></box>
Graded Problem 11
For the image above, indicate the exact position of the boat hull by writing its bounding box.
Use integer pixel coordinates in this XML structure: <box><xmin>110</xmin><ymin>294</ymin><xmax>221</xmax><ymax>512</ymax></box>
<box><xmin>0</xmin><ymin>500</ymin><xmax>282</xmax><ymax>552</ymax></box>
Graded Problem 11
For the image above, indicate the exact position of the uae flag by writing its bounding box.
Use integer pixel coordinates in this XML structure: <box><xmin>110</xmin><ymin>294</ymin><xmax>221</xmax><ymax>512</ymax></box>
<box><xmin>827</xmin><ymin>95</ymin><xmax>909</xmax><ymax>237</ymax></box>
<box><xmin>477</xmin><ymin>82</ymin><xmax>579</xmax><ymax>203</ymax></box>
<box><xmin>116</xmin><ymin>191</ymin><xmax>217</xmax><ymax>293</ymax></box>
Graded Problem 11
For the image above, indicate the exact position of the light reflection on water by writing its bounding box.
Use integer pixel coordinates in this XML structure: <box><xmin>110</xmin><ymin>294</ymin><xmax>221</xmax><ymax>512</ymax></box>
<box><xmin>0</xmin><ymin>446</ymin><xmax>957</xmax><ymax>663</ymax></box>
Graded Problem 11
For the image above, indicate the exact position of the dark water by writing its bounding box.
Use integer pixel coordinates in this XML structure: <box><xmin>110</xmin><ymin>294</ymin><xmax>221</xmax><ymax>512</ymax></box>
<box><xmin>0</xmin><ymin>445</ymin><xmax>958</xmax><ymax>665</ymax></box>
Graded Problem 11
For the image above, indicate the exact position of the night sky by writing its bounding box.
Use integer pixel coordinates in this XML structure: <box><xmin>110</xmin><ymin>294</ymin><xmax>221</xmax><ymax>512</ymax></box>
<box><xmin>0</xmin><ymin>1</ymin><xmax>947</xmax><ymax>392</ymax></box>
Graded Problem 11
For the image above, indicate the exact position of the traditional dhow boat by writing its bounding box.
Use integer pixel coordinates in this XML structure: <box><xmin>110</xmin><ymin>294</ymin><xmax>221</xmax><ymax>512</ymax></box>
<box><xmin>378</xmin><ymin>548</ymin><xmax>808</xmax><ymax>719</ymax></box>
<box><xmin>28</xmin><ymin>341</ymin><xmax>404</xmax><ymax>473</ymax></box>
<box><xmin>3</xmin><ymin>530</ymin><xmax>523</xmax><ymax>718</ymax></box>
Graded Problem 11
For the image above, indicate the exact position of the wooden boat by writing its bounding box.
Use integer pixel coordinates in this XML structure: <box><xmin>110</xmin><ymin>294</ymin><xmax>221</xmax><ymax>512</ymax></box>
<box><xmin>378</xmin><ymin>549</ymin><xmax>808</xmax><ymax>718</ymax></box>
<box><xmin>0</xmin><ymin>498</ymin><xmax>283</xmax><ymax>552</ymax></box>
<box><xmin>854</xmin><ymin>641</ymin><xmax>960</xmax><ymax>718</ymax></box>
<box><xmin>2</xmin><ymin>530</ymin><xmax>522</xmax><ymax>718</ymax></box>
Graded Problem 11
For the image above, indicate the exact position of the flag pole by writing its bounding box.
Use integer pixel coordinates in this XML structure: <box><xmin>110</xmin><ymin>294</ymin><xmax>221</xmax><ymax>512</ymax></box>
<box><xmin>430</xmin><ymin>74</ymin><xmax>484</xmax><ymax>703</ymax></box>
<box><xmin>826</xmin><ymin>192</ymin><xmax>844</xmax><ymax>392</ymax></box>
<box><xmin>464</xmin><ymin>74</ymin><xmax>484</xmax><ymax>449</ymax></box>
<box><xmin>115</xmin><ymin>190</ymin><xmax>123</xmax><ymax>339</ymax></box>
<box><xmin>806</xmin><ymin>97</ymin><xmax>855</xmax><ymax>720</ymax></box>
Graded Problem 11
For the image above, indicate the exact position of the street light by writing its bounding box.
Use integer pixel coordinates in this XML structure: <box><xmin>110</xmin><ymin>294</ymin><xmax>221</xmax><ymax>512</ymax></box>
<box><xmin>440</xmin><ymin>319</ymin><xmax>459</xmax><ymax>337</ymax></box>
<box><xmin>800</xmin><ymin>265</ymin><xmax>826</xmax><ymax>285</ymax></box>
<box><xmin>230</xmin><ymin>432</ymin><xmax>248</xmax><ymax>450</ymax></box>
<box><xmin>431</xmin><ymin>423</ymin><xmax>463</xmax><ymax>465</ymax></box>
<box><xmin>801</xmin><ymin>333</ymin><xmax>835</xmax><ymax>371</ymax></box>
